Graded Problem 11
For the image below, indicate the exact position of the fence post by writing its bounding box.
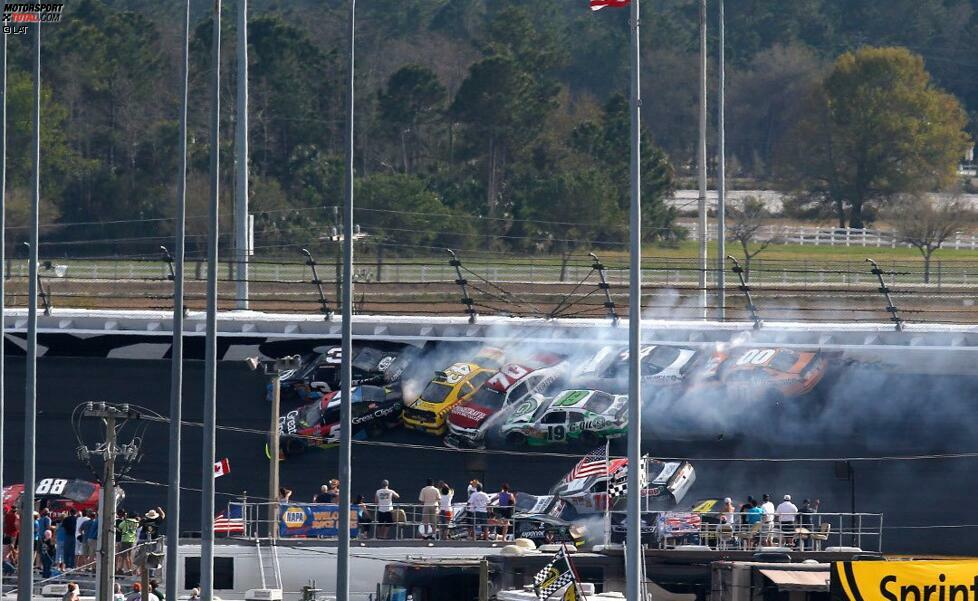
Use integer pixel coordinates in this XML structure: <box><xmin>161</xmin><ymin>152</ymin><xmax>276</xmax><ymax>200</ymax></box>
<box><xmin>937</xmin><ymin>260</ymin><xmax>942</xmax><ymax>292</ymax></box>
<box><xmin>845</xmin><ymin>228</ymin><xmax>851</xmax><ymax>247</ymax></box>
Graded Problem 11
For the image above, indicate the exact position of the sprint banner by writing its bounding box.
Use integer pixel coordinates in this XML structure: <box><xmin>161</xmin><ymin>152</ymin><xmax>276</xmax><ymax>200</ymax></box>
<box><xmin>831</xmin><ymin>561</ymin><xmax>978</xmax><ymax>601</ymax></box>
<box><xmin>279</xmin><ymin>503</ymin><xmax>359</xmax><ymax>538</ymax></box>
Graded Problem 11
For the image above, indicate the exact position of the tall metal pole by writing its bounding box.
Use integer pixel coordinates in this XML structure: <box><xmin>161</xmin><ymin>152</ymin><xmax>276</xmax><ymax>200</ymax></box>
<box><xmin>268</xmin><ymin>371</ymin><xmax>280</xmax><ymax>540</ymax></box>
<box><xmin>201</xmin><ymin>2</ymin><xmax>222</xmax><ymax>599</ymax></box>
<box><xmin>18</xmin><ymin>21</ymin><xmax>40</xmax><ymax>601</ymax></box>
<box><xmin>0</xmin><ymin>31</ymin><xmax>7</xmax><ymax>601</ymax></box>
<box><xmin>96</xmin><ymin>415</ymin><xmax>117</xmax><ymax>600</ymax></box>
<box><xmin>696</xmin><ymin>0</ymin><xmax>708</xmax><ymax>317</ymax></box>
<box><xmin>626</xmin><ymin>0</ymin><xmax>643</xmax><ymax>599</ymax></box>
<box><xmin>716</xmin><ymin>0</ymin><xmax>727</xmax><ymax>320</ymax></box>
<box><xmin>166</xmin><ymin>2</ymin><xmax>190</xmax><ymax>599</ymax></box>
<box><xmin>233</xmin><ymin>0</ymin><xmax>249</xmax><ymax>309</ymax></box>
<box><xmin>0</xmin><ymin>30</ymin><xmax>7</xmax><ymax>599</ymax></box>
<box><xmin>337</xmin><ymin>1</ymin><xmax>356</xmax><ymax>600</ymax></box>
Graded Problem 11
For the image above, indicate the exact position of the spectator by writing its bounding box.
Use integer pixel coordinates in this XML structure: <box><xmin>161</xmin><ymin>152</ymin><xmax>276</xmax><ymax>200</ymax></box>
<box><xmin>75</xmin><ymin>509</ymin><xmax>91</xmax><ymax>569</ymax></box>
<box><xmin>62</xmin><ymin>582</ymin><xmax>80</xmax><ymax>601</ymax></box>
<box><xmin>496</xmin><ymin>484</ymin><xmax>515</xmax><ymax>541</ymax></box>
<box><xmin>113</xmin><ymin>583</ymin><xmax>126</xmax><ymax>601</ymax></box>
<box><xmin>278</xmin><ymin>487</ymin><xmax>293</xmax><ymax>503</ymax></box>
<box><xmin>776</xmin><ymin>495</ymin><xmax>798</xmax><ymax>529</ymax></box>
<box><xmin>720</xmin><ymin>498</ymin><xmax>736</xmax><ymax>525</ymax></box>
<box><xmin>55</xmin><ymin>513</ymin><xmax>66</xmax><ymax>569</ymax></box>
<box><xmin>141</xmin><ymin>508</ymin><xmax>165</xmax><ymax>541</ymax></box>
<box><xmin>799</xmin><ymin>498</ymin><xmax>820</xmax><ymax>528</ymax></box>
<box><xmin>438</xmin><ymin>482</ymin><xmax>454</xmax><ymax>541</ymax></box>
<box><xmin>329</xmin><ymin>479</ymin><xmax>340</xmax><ymax>499</ymax></box>
<box><xmin>314</xmin><ymin>485</ymin><xmax>334</xmax><ymax>504</ymax></box>
<box><xmin>375</xmin><ymin>480</ymin><xmax>399</xmax><ymax>540</ymax></box>
<box><xmin>150</xmin><ymin>578</ymin><xmax>165</xmax><ymax>600</ymax></box>
<box><xmin>418</xmin><ymin>479</ymin><xmax>440</xmax><ymax>540</ymax></box>
<box><xmin>745</xmin><ymin>499</ymin><xmax>764</xmax><ymax>526</ymax></box>
<box><xmin>354</xmin><ymin>495</ymin><xmax>370</xmax><ymax>539</ymax></box>
<box><xmin>467</xmin><ymin>484</ymin><xmax>490</xmax><ymax>541</ymax></box>
<box><xmin>2</xmin><ymin>506</ymin><xmax>18</xmax><ymax>567</ymax></box>
<box><xmin>117</xmin><ymin>511</ymin><xmax>139</xmax><ymax>574</ymax></box>
<box><xmin>39</xmin><ymin>528</ymin><xmax>55</xmax><ymax>578</ymax></box>
<box><xmin>467</xmin><ymin>480</ymin><xmax>481</xmax><ymax>498</ymax></box>
<box><xmin>35</xmin><ymin>508</ymin><xmax>52</xmax><ymax>569</ymax></box>
<box><xmin>760</xmin><ymin>494</ymin><xmax>776</xmax><ymax>545</ymax></box>
<box><xmin>189</xmin><ymin>587</ymin><xmax>201</xmax><ymax>600</ymax></box>
<box><xmin>126</xmin><ymin>581</ymin><xmax>160</xmax><ymax>601</ymax></box>
<box><xmin>60</xmin><ymin>508</ymin><xmax>78</xmax><ymax>569</ymax></box>
<box><xmin>83</xmin><ymin>512</ymin><xmax>99</xmax><ymax>571</ymax></box>
<box><xmin>738</xmin><ymin>497</ymin><xmax>754</xmax><ymax>527</ymax></box>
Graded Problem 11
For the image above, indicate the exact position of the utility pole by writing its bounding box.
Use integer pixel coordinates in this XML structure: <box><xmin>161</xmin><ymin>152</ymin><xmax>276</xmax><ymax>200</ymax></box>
<box><xmin>716</xmin><ymin>0</ymin><xmax>727</xmax><ymax>320</ymax></box>
<box><xmin>234</xmin><ymin>0</ymin><xmax>250</xmax><ymax>309</ymax></box>
<box><xmin>697</xmin><ymin>0</ymin><xmax>709</xmax><ymax>318</ymax></box>
<box><xmin>79</xmin><ymin>403</ymin><xmax>139</xmax><ymax>600</ymax></box>
<box><xmin>0</xmin><ymin>29</ymin><xmax>7</xmax><ymax>601</ymax></box>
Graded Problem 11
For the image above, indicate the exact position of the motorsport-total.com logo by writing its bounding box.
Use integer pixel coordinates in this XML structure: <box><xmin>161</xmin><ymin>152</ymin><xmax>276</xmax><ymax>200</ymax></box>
<box><xmin>2</xmin><ymin>3</ymin><xmax>63</xmax><ymax>35</ymax></box>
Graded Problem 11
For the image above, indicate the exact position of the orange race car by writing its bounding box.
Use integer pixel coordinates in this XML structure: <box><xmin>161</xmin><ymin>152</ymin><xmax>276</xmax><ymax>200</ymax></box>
<box><xmin>693</xmin><ymin>347</ymin><xmax>829</xmax><ymax>403</ymax></box>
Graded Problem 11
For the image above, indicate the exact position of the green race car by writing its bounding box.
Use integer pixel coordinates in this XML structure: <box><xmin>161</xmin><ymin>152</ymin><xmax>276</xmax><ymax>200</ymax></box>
<box><xmin>499</xmin><ymin>389</ymin><xmax>628</xmax><ymax>447</ymax></box>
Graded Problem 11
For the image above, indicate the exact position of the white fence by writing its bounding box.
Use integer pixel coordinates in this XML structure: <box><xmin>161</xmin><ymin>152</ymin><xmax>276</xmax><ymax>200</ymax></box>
<box><xmin>677</xmin><ymin>222</ymin><xmax>978</xmax><ymax>250</ymax></box>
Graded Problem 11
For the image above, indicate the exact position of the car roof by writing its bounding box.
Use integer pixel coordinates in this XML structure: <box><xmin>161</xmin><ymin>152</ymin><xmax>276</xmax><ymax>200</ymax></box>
<box><xmin>547</xmin><ymin>390</ymin><xmax>594</xmax><ymax>409</ymax></box>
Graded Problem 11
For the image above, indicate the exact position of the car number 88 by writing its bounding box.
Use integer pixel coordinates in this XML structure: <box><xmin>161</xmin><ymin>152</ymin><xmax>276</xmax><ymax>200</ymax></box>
<box><xmin>36</xmin><ymin>478</ymin><xmax>68</xmax><ymax>495</ymax></box>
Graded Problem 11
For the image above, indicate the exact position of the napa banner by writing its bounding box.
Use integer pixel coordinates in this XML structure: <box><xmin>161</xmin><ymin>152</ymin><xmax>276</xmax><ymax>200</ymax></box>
<box><xmin>279</xmin><ymin>503</ymin><xmax>359</xmax><ymax>538</ymax></box>
<box><xmin>831</xmin><ymin>561</ymin><xmax>978</xmax><ymax>601</ymax></box>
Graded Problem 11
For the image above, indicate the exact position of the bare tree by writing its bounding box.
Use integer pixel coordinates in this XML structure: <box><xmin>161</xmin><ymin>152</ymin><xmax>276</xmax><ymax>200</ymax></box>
<box><xmin>889</xmin><ymin>195</ymin><xmax>972</xmax><ymax>283</ymax></box>
<box><xmin>727</xmin><ymin>197</ymin><xmax>780</xmax><ymax>282</ymax></box>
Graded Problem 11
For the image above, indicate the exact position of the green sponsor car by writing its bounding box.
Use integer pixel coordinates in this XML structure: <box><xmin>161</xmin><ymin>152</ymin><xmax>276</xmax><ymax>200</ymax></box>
<box><xmin>499</xmin><ymin>389</ymin><xmax>628</xmax><ymax>447</ymax></box>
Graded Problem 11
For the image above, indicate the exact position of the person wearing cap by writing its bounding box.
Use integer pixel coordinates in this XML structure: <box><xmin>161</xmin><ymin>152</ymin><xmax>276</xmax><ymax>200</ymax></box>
<box><xmin>760</xmin><ymin>494</ymin><xmax>776</xmax><ymax>545</ymax></box>
<box><xmin>140</xmin><ymin>507</ymin><xmax>166</xmax><ymax>541</ymax></box>
<box><xmin>776</xmin><ymin>494</ymin><xmax>798</xmax><ymax>546</ymax></box>
<box><xmin>375</xmin><ymin>480</ymin><xmax>399</xmax><ymax>540</ymax></box>
<box><xmin>720</xmin><ymin>498</ymin><xmax>736</xmax><ymax>525</ymax></box>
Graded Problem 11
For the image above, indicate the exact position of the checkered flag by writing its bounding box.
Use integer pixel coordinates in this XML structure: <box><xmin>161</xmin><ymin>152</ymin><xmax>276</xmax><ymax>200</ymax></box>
<box><xmin>533</xmin><ymin>546</ymin><xmax>576</xmax><ymax>601</ymax></box>
<box><xmin>607</xmin><ymin>471</ymin><xmax>628</xmax><ymax>499</ymax></box>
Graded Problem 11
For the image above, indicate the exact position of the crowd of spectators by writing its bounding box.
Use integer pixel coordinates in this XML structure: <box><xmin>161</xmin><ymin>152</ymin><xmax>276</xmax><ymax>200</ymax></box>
<box><xmin>1</xmin><ymin>503</ymin><xmax>166</xmax><ymax>581</ymax></box>
<box><xmin>723</xmin><ymin>494</ymin><xmax>821</xmax><ymax>549</ymax></box>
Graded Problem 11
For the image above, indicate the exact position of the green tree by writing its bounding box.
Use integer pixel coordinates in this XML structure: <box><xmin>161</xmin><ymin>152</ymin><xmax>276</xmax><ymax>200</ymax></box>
<box><xmin>378</xmin><ymin>65</ymin><xmax>446</xmax><ymax>174</ymax></box>
<box><xmin>776</xmin><ymin>46</ymin><xmax>970</xmax><ymax>228</ymax></box>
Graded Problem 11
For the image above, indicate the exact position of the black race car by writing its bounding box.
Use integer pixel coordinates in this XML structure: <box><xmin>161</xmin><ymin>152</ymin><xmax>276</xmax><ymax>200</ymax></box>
<box><xmin>272</xmin><ymin>385</ymin><xmax>404</xmax><ymax>457</ymax></box>
<box><xmin>268</xmin><ymin>346</ymin><xmax>418</xmax><ymax>404</ymax></box>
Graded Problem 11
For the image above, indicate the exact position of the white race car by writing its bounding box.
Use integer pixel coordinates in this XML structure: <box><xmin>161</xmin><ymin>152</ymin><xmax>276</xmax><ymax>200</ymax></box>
<box><xmin>571</xmin><ymin>344</ymin><xmax>700</xmax><ymax>392</ymax></box>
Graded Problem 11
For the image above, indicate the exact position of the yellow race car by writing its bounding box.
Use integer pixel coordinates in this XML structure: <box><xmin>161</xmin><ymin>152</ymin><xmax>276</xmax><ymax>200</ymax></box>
<box><xmin>402</xmin><ymin>348</ymin><xmax>504</xmax><ymax>435</ymax></box>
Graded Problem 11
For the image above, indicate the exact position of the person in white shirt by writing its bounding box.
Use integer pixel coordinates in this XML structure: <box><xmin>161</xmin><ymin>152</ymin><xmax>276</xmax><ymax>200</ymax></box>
<box><xmin>467</xmin><ymin>484</ymin><xmax>490</xmax><ymax>540</ymax></box>
<box><xmin>760</xmin><ymin>494</ymin><xmax>776</xmax><ymax>545</ymax></box>
<box><xmin>438</xmin><ymin>482</ymin><xmax>454</xmax><ymax>540</ymax></box>
<box><xmin>776</xmin><ymin>494</ymin><xmax>799</xmax><ymax>545</ymax></box>
<box><xmin>74</xmin><ymin>513</ymin><xmax>90</xmax><ymax>566</ymax></box>
<box><xmin>720</xmin><ymin>497</ymin><xmax>736</xmax><ymax>525</ymax></box>
<box><xmin>375</xmin><ymin>480</ymin><xmax>399</xmax><ymax>539</ymax></box>
<box><xmin>418</xmin><ymin>479</ymin><xmax>441</xmax><ymax>539</ymax></box>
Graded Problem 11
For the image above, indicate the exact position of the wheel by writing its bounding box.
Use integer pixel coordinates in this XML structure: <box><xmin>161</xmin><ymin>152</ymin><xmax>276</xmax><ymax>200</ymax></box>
<box><xmin>505</xmin><ymin>432</ymin><xmax>527</xmax><ymax>447</ymax></box>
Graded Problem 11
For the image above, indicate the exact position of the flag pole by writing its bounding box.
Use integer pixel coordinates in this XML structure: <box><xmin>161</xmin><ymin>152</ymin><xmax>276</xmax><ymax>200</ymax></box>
<box><xmin>716</xmin><ymin>0</ymin><xmax>727</xmax><ymax>320</ymax></box>
<box><xmin>603</xmin><ymin>439</ymin><xmax>611</xmax><ymax>547</ymax></box>
<box><xmin>626</xmin><ymin>0</ymin><xmax>643</xmax><ymax>599</ymax></box>
<box><xmin>696</xmin><ymin>0</ymin><xmax>708</xmax><ymax>319</ymax></box>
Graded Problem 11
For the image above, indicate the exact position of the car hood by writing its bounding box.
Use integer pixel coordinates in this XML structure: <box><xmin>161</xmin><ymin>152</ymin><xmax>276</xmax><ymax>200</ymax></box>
<box><xmin>448</xmin><ymin>402</ymin><xmax>495</xmax><ymax>429</ymax></box>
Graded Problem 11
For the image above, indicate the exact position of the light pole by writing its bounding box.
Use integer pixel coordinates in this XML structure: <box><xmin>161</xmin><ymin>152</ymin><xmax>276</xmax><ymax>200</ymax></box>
<box><xmin>246</xmin><ymin>355</ymin><xmax>301</xmax><ymax>539</ymax></box>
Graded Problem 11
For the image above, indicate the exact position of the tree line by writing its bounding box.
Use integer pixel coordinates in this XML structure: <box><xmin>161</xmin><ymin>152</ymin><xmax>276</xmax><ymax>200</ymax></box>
<box><xmin>1</xmin><ymin>0</ymin><xmax>974</xmax><ymax>259</ymax></box>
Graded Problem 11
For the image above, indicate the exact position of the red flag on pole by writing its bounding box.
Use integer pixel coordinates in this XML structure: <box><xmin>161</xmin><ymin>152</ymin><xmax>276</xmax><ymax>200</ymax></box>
<box><xmin>590</xmin><ymin>0</ymin><xmax>630</xmax><ymax>10</ymax></box>
<box><xmin>214</xmin><ymin>458</ymin><xmax>231</xmax><ymax>478</ymax></box>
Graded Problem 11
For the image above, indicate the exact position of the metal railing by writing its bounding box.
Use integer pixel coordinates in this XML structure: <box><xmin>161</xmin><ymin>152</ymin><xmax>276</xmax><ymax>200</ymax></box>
<box><xmin>606</xmin><ymin>510</ymin><xmax>883</xmax><ymax>553</ymax></box>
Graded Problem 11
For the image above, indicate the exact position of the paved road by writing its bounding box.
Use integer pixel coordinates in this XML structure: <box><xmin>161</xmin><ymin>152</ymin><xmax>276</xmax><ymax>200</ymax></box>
<box><xmin>2</xmin><ymin>357</ymin><xmax>976</xmax><ymax>554</ymax></box>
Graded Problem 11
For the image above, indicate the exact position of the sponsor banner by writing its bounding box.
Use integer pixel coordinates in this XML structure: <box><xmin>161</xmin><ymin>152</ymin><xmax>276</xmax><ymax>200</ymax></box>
<box><xmin>279</xmin><ymin>503</ymin><xmax>359</xmax><ymax>538</ymax></box>
<box><xmin>831</xmin><ymin>561</ymin><xmax>978</xmax><ymax>601</ymax></box>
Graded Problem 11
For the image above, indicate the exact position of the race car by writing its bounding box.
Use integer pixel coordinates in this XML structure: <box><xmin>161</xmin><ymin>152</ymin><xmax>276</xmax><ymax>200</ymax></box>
<box><xmin>499</xmin><ymin>389</ymin><xmax>628</xmax><ymax>447</ymax></box>
<box><xmin>549</xmin><ymin>456</ymin><xmax>696</xmax><ymax>515</ymax></box>
<box><xmin>693</xmin><ymin>347</ymin><xmax>828</xmax><ymax>402</ymax></box>
<box><xmin>444</xmin><ymin>354</ymin><xmax>566</xmax><ymax>449</ymax></box>
<box><xmin>274</xmin><ymin>385</ymin><xmax>403</xmax><ymax>456</ymax></box>
<box><xmin>402</xmin><ymin>347</ymin><xmax>504</xmax><ymax>436</ymax></box>
<box><xmin>571</xmin><ymin>344</ymin><xmax>700</xmax><ymax>392</ymax></box>
<box><xmin>2</xmin><ymin>478</ymin><xmax>123</xmax><ymax>515</ymax></box>
<box><xmin>268</xmin><ymin>345</ymin><xmax>417</xmax><ymax>404</ymax></box>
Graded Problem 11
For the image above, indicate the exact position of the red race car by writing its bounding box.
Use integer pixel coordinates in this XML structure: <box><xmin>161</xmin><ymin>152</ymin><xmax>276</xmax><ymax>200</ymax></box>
<box><xmin>2</xmin><ymin>478</ymin><xmax>119</xmax><ymax>515</ymax></box>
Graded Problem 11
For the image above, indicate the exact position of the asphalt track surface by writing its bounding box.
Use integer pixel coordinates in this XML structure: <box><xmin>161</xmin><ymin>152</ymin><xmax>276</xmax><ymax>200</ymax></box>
<box><xmin>2</xmin><ymin>357</ymin><xmax>977</xmax><ymax>554</ymax></box>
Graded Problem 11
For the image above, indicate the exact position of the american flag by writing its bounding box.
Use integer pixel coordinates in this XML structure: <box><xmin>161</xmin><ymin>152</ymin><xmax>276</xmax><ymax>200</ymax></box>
<box><xmin>214</xmin><ymin>503</ymin><xmax>245</xmax><ymax>535</ymax></box>
<box><xmin>564</xmin><ymin>447</ymin><xmax>625</xmax><ymax>481</ymax></box>
<box><xmin>590</xmin><ymin>0</ymin><xmax>630</xmax><ymax>10</ymax></box>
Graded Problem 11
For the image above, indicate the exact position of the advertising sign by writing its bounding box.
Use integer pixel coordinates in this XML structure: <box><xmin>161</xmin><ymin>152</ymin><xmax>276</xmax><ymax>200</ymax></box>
<box><xmin>279</xmin><ymin>503</ymin><xmax>359</xmax><ymax>538</ymax></box>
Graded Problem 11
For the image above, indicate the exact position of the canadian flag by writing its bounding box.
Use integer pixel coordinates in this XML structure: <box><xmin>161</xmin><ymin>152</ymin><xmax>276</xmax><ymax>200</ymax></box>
<box><xmin>214</xmin><ymin>458</ymin><xmax>231</xmax><ymax>478</ymax></box>
<box><xmin>590</xmin><ymin>0</ymin><xmax>630</xmax><ymax>10</ymax></box>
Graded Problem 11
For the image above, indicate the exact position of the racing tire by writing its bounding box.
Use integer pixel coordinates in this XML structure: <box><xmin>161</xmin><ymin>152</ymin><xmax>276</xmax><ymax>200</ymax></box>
<box><xmin>505</xmin><ymin>432</ymin><xmax>527</xmax><ymax>448</ymax></box>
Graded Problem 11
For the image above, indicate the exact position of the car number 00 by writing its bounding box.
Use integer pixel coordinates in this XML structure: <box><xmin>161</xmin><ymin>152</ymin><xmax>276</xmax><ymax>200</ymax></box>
<box><xmin>36</xmin><ymin>478</ymin><xmax>67</xmax><ymax>496</ymax></box>
<box><xmin>736</xmin><ymin>349</ymin><xmax>775</xmax><ymax>366</ymax></box>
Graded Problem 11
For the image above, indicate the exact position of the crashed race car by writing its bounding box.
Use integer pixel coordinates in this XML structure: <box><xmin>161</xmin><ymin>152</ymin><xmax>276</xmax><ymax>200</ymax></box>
<box><xmin>499</xmin><ymin>389</ymin><xmax>628</xmax><ymax>447</ymax></box>
<box><xmin>3</xmin><ymin>478</ymin><xmax>123</xmax><ymax>514</ymax></box>
<box><xmin>268</xmin><ymin>345</ymin><xmax>417</xmax><ymax>404</ymax></box>
<box><xmin>444</xmin><ymin>354</ymin><xmax>566</xmax><ymax>449</ymax></box>
<box><xmin>692</xmin><ymin>347</ymin><xmax>829</xmax><ymax>403</ymax></box>
<box><xmin>273</xmin><ymin>385</ymin><xmax>403</xmax><ymax>457</ymax></box>
<box><xmin>571</xmin><ymin>344</ymin><xmax>700</xmax><ymax>392</ymax></box>
<box><xmin>402</xmin><ymin>347</ymin><xmax>504</xmax><ymax>436</ymax></box>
